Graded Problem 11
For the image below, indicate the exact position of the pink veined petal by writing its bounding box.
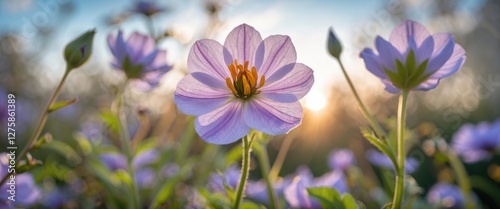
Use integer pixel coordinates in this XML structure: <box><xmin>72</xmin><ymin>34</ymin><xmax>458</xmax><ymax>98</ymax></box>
<box><xmin>195</xmin><ymin>101</ymin><xmax>250</xmax><ymax>144</ymax></box>
<box><xmin>174</xmin><ymin>74</ymin><xmax>232</xmax><ymax>116</ymax></box>
<box><xmin>425</xmin><ymin>33</ymin><xmax>455</xmax><ymax>74</ymax></box>
<box><xmin>108</xmin><ymin>30</ymin><xmax>127</xmax><ymax>61</ymax></box>
<box><xmin>243</xmin><ymin>98</ymin><xmax>302</xmax><ymax>135</ymax></box>
<box><xmin>389</xmin><ymin>20</ymin><xmax>431</xmax><ymax>54</ymax></box>
<box><xmin>257</xmin><ymin>35</ymin><xmax>297</xmax><ymax>78</ymax></box>
<box><xmin>223</xmin><ymin>24</ymin><xmax>263</xmax><ymax>66</ymax></box>
<box><xmin>375</xmin><ymin>36</ymin><xmax>403</xmax><ymax>72</ymax></box>
<box><xmin>429</xmin><ymin>43</ymin><xmax>465</xmax><ymax>79</ymax></box>
<box><xmin>413</xmin><ymin>78</ymin><xmax>440</xmax><ymax>91</ymax></box>
<box><xmin>188</xmin><ymin>39</ymin><xmax>231</xmax><ymax>80</ymax></box>
<box><xmin>126</xmin><ymin>32</ymin><xmax>155</xmax><ymax>63</ymax></box>
<box><xmin>260</xmin><ymin>63</ymin><xmax>314</xmax><ymax>102</ymax></box>
<box><xmin>360</xmin><ymin>48</ymin><xmax>387</xmax><ymax>79</ymax></box>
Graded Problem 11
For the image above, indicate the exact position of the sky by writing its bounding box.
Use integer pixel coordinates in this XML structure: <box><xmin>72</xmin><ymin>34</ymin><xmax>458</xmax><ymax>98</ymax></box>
<box><xmin>0</xmin><ymin>0</ymin><xmax>486</xmax><ymax>111</ymax></box>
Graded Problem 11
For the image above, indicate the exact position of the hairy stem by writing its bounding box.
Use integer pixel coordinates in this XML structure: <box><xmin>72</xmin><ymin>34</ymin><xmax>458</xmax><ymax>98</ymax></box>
<box><xmin>337</xmin><ymin>59</ymin><xmax>386</xmax><ymax>138</ymax></box>
<box><xmin>0</xmin><ymin>68</ymin><xmax>70</xmax><ymax>186</ymax></box>
<box><xmin>234</xmin><ymin>136</ymin><xmax>253</xmax><ymax>209</ymax></box>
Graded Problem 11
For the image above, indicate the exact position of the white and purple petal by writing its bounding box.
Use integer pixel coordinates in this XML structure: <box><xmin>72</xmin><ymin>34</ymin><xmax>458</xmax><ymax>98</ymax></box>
<box><xmin>195</xmin><ymin>101</ymin><xmax>250</xmax><ymax>144</ymax></box>
<box><xmin>389</xmin><ymin>20</ymin><xmax>431</xmax><ymax>54</ymax></box>
<box><xmin>257</xmin><ymin>35</ymin><xmax>297</xmax><ymax>77</ymax></box>
<box><xmin>243</xmin><ymin>98</ymin><xmax>302</xmax><ymax>135</ymax></box>
<box><xmin>174</xmin><ymin>75</ymin><xmax>232</xmax><ymax>116</ymax></box>
<box><xmin>188</xmin><ymin>39</ymin><xmax>231</xmax><ymax>80</ymax></box>
<box><xmin>260</xmin><ymin>63</ymin><xmax>314</xmax><ymax>102</ymax></box>
<box><xmin>223</xmin><ymin>24</ymin><xmax>263</xmax><ymax>66</ymax></box>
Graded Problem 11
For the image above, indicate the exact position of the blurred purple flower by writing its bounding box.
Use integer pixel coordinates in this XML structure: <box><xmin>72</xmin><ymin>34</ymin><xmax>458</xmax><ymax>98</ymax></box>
<box><xmin>108</xmin><ymin>30</ymin><xmax>172</xmax><ymax>90</ymax></box>
<box><xmin>160</xmin><ymin>164</ymin><xmax>179</xmax><ymax>178</ymax></box>
<box><xmin>208</xmin><ymin>166</ymin><xmax>240</xmax><ymax>193</ymax></box>
<box><xmin>247</xmin><ymin>177</ymin><xmax>291</xmax><ymax>205</ymax></box>
<box><xmin>427</xmin><ymin>183</ymin><xmax>465</xmax><ymax>209</ymax></box>
<box><xmin>328</xmin><ymin>149</ymin><xmax>355</xmax><ymax>171</ymax></box>
<box><xmin>135</xmin><ymin>168</ymin><xmax>156</xmax><ymax>188</ymax></box>
<box><xmin>131</xmin><ymin>0</ymin><xmax>166</xmax><ymax>17</ymax></box>
<box><xmin>132</xmin><ymin>149</ymin><xmax>159</xmax><ymax>169</ymax></box>
<box><xmin>360</xmin><ymin>20</ymin><xmax>466</xmax><ymax>93</ymax></box>
<box><xmin>0</xmin><ymin>153</ymin><xmax>41</xmax><ymax>207</ymax></box>
<box><xmin>41</xmin><ymin>188</ymin><xmax>71</xmax><ymax>208</ymax></box>
<box><xmin>99</xmin><ymin>153</ymin><xmax>127</xmax><ymax>171</ymax></box>
<box><xmin>174</xmin><ymin>24</ymin><xmax>314</xmax><ymax>144</ymax></box>
<box><xmin>451</xmin><ymin>120</ymin><xmax>500</xmax><ymax>163</ymax></box>
<box><xmin>284</xmin><ymin>166</ymin><xmax>348</xmax><ymax>208</ymax></box>
<box><xmin>366</xmin><ymin>149</ymin><xmax>419</xmax><ymax>173</ymax></box>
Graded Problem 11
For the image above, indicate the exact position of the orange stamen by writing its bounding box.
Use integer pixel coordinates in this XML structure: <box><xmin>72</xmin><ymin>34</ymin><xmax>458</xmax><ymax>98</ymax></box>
<box><xmin>225</xmin><ymin>78</ymin><xmax>238</xmax><ymax>95</ymax></box>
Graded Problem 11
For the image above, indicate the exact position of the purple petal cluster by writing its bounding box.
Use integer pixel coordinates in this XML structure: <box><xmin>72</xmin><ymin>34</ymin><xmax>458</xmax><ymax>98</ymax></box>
<box><xmin>108</xmin><ymin>31</ymin><xmax>172</xmax><ymax>90</ymax></box>
<box><xmin>426</xmin><ymin>183</ymin><xmax>465</xmax><ymax>209</ymax></box>
<box><xmin>0</xmin><ymin>153</ymin><xmax>41</xmax><ymax>208</ymax></box>
<box><xmin>328</xmin><ymin>149</ymin><xmax>355</xmax><ymax>171</ymax></box>
<box><xmin>174</xmin><ymin>24</ymin><xmax>314</xmax><ymax>144</ymax></box>
<box><xmin>366</xmin><ymin>149</ymin><xmax>420</xmax><ymax>173</ymax></box>
<box><xmin>284</xmin><ymin>166</ymin><xmax>348</xmax><ymax>208</ymax></box>
<box><xmin>360</xmin><ymin>20</ymin><xmax>465</xmax><ymax>93</ymax></box>
<box><xmin>452</xmin><ymin>120</ymin><xmax>500</xmax><ymax>163</ymax></box>
<box><xmin>208</xmin><ymin>165</ymin><xmax>240</xmax><ymax>193</ymax></box>
<box><xmin>131</xmin><ymin>0</ymin><xmax>166</xmax><ymax>17</ymax></box>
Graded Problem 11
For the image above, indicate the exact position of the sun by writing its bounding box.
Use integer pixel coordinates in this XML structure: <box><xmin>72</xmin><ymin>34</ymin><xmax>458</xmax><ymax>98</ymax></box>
<box><xmin>305</xmin><ymin>91</ymin><xmax>327</xmax><ymax>112</ymax></box>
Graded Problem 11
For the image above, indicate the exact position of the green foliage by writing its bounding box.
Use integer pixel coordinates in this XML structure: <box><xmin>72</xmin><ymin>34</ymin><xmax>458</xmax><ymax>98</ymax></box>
<box><xmin>307</xmin><ymin>187</ymin><xmax>360</xmax><ymax>209</ymax></box>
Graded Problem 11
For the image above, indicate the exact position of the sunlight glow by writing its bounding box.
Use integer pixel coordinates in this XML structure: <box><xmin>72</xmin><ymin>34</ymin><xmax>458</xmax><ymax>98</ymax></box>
<box><xmin>305</xmin><ymin>91</ymin><xmax>327</xmax><ymax>112</ymax></box>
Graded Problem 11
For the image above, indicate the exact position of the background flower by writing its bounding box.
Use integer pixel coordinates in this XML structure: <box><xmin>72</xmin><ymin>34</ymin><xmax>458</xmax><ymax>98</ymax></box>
<box><xmin>360</xmin><ymin>20</ymin><xmax>466</xmax><ymax>93</ymax></box>
<box><xmin>108</xmin><ymin>30</ymin><xmax>172</xmax><ymax>90</ymax></box>
<box><xmin>426</xmin><ymin>182</ymin><xmax>465</xmax><ymax>209</ymax></box>
<box><xmin>452</xmin><ymin>119</ymin><xmax>500</xmax><ymax>163</ymax></box>
<box><xmin>366</xmin><ymin>149</ymin><xmax>420</xmax><ymax>173</ymax></box>
<box><xmin>174</xmin><ymin>24</ymin><xmax>314</xmax><ymax>144</ymax></box>
<box><xmin>328</xmin><ymin>149</ymin><xmax>355</xmax><ymax>171</ymax></box>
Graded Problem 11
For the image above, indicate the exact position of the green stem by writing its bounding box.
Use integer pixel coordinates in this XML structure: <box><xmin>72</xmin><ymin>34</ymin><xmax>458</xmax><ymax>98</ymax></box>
<box><xmin>233</xmin><ymin>136</ymin><xmax>253</xmax><ymax>209</ymax></box>
<box><xmin>269</xmin><ymin>135</ymin><xmax>294</xmax><ymax>181</ymax></box>
<box><xmin>0</xmin><ymin>68</ymin><xmax>70</xmax><ymax>186</ymax></box>
<box><xmin>337</xmin><ymin>59</ymin><xmax>386</xmax><ymax>139</ymax></box>
<box><xmin>115</xmin><ymin>81</ymin><xmax>140</xmax><ymax>209</ymax></box>
<box><xmin>254</xmin><ymin>141</ymin><xmax>278</xmax><ymax>209</ymax></box>
<box><xmin>448</xmin><ymin>150</ymin><xmax>474</xmax><ymax>209</ymax></box>
<box><xmin>392</xmin><ymin>90</ymin><xmax>408</xmax><ymax>209</ymax></box>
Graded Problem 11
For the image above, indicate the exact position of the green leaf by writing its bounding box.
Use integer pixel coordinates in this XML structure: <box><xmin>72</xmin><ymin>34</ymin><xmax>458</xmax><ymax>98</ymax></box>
<box><xmin>150</xmin><ymin>161</ymin><xmax>194</xmax><ymax>209</ymax></box>
<box><xmin>360</xmin><ymin>128</ymin><xmax>398</xmax><ymax>172</ymax></box>
<box><xmin>48</xmin><ymin>98</ymin><xmax>78</xmax><ymax>113</ymax></box>
<box><xmin>99</xmin><ymin>110</ymin><xmax>120</xmax><ymax>134</ymax></box>
<box><xmin>43</xmin><ymin>140</ymin><xmax>82</xmax><ymax>167</ymax></box>
<box><xmin>307</xmin><ymin>187</ymin><xmax>344</xmax><ymax>208</ymax></box>
<box><xmin>307</xmin><ymin>187</ymin><xmax>360</xmax><ymax>209</ymax></box>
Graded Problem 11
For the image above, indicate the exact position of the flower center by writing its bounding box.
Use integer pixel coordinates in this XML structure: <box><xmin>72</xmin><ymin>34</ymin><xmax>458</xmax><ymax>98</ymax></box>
<box><xmin>225</xmin><ymin>59</ymin><xmax>265</xmax><ymax>99</ymax></box>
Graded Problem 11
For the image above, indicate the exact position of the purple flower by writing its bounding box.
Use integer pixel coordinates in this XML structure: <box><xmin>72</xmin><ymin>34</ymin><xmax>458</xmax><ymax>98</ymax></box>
<box><xmin>284</xmin><ymin>166</ymin><xmax>348</xmax><ymax>208</ymax></box>
<box><xmin>208</xmin><ymin>166</ymin><xmax>240</xmax><ymax>193</ymax></box>
<box><xmin>328</xmin><ymin>149</ymin><xmax>355</xmax><ymax>171</ymax></box>
<box><xmin>99</xmin><ymin>153</ymin><xmax>127</xmax><ymax>171</ymax></box>
<box><xmin>132</xmin><ymin>149</ymin><xmax>159</xmax><ymax>169</ymax></box>
<box><xmin>427</xmin><ymin>183</ymin><xmax>465</xmax><ymax>209</ymax></box>
<box><xmin>174</xmin><ymin>24</ymin><xmax>314</xmax><ymax>144</ymax></box>
<box><xmin>0</xmin><ymin>153</ymin><xmax>41</xmax><ymax>207</ymax></box>
<box><xmin>360</xmin><ymin>20</ymin><xmax>466</xmax><ymax>93</ymax></box>
<box><xmin>366</xmin><ymin>149</ymin><xmax>419</xmax><ymax>173</ymax></box>
<box><xmin>108</xmin><ymin>30</ymin><xmax>172</xmax><ymax>90</ymax></box>
<box><xmin>247</xmin><ymin>177</ymin><xmax>291</xmax><ymax>205</ymax></box>
<box><xmin>131</xmin><ymin>0</ymin><xmax>166</xmax><ymax>17</ymax></box>
<box><xmin>451</xmin><ymin>120</ymin><xmax>500</xmax><ymax>163</ymax></box>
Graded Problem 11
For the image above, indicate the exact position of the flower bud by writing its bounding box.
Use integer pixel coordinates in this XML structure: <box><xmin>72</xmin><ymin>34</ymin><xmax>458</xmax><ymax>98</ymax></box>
<box><xmin>327</xmin><ymin>27</ymin><xmax>342</xmax><ymax>59</ymax></box>
<box><xmin>64</xmin><ymin>29</ymin><xmax>96</xmax><ymax>70</ymax></box>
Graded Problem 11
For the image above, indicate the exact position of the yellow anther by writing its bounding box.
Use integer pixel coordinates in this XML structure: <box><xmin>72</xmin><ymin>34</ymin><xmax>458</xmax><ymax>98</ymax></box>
<box><xmin>225</xmin><ymin>78</ymin><xmax>238</xmax><ymax>95</ymax></box>
<box><xmin>258</xmin><ymin>76</ymin><xmax>266</xmax><ymax>88</ymax></box>
<box><xmin>245</xmin><ymin>71</ymin><xmax>256</xmax><ymax>88</ymax></box>
<box><xmin>228</xmin><ymin>64</ymin><xmax>237</xmax><ymax>81</ymax></box>
<box><xmin>244</xmin><ymin>61</ymin><xmax>249</xmax><ymax>71</ymax></box>
<box><xmin>251</xmin><ymin>67</ymin><xmax>258</xmax><ymax>81</ymax></box>
<box><xmin>242</xmin><ymin>75</ymin><xmax>251</xmax><ymax>95</ymax></box>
